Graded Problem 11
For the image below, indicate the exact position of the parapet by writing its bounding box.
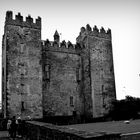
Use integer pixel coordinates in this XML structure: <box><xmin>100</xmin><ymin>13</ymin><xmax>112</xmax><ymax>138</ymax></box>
<box><xmin>41</xmin><ymin>39</ymin><xmax>82</xmax><ymax>55</ymax></box>
<box><xmin>5</xmin><ymin>11</ymin><xmax>41</xmax><ymax>30</ymax></box>
<box><xmin>78</xmin><ymin>24</ymin><xmax>111</xmax><ymax>41</ymax></box>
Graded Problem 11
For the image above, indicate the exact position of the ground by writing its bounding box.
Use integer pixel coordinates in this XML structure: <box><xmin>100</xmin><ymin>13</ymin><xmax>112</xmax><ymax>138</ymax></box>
<box><xmin>66</xmin><ymin>119</ymin><xmax>140</xmax><ymax>134</ymax></box>
<box><xmin>0</xmin><ymin>131</ymin><xmax>8</xmax><ymax>139</ymax></box>
<box><xmin>1</xmin><ymin>119</ymin><xmax>140</xmax><ymax>139</ymax></box>
<box><xmin>0</xmin><ymin>131</ymin><xmax>24</xmax><ymax>140</ymax></box>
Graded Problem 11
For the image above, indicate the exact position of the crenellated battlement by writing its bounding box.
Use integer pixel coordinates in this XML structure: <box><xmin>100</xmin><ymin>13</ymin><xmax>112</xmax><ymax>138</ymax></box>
<box><xmin>41</xmin><ymin>39</ymin><xmax>81</xmax><ymax>54</ymax></box>
<box><xmin>5</xmin><ymin>11</ymin><xmax>41</xmax><ymax>29</ymax></box>
<box><xmin>78</xmin><ymin>24</ymin><xmax>111</xmax><ymax>41</ymax></box>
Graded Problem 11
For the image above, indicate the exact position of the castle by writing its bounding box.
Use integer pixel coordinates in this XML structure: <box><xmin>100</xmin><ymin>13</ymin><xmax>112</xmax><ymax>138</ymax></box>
<box><xmin>2</xmin><ymin>11</ymin><xmax>116</xmax><ymax>119</ymax></box>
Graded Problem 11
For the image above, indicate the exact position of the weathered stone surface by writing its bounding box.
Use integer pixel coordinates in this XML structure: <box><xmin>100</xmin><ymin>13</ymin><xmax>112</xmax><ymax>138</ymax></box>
<box><xmin>89</xmin><ymin>37</ymin><xmax>116</xmax><ymax>117</ymax></box>
<box><xmin>2</xmin><ymin>11</ymin><xmax>116</xmax><ymax>120</ymax></box>
<box><xmin>42</xmin><ymin>49</ymin><xmax>83</xmax><ymax>117</ymax></box>
<box><xmin>2</xmin><ymin>12</ymin><xmax>42</xmax><ymax>118</ymax></box>
<box><xmin>24</xmin><ymin>121</ymin><xmax>121</xmax><ymax>140</ymax></box>
<box><xmin>76</xmin><ymin>25</ymin><xmax>116</xmax><ymax>118</ymax></box>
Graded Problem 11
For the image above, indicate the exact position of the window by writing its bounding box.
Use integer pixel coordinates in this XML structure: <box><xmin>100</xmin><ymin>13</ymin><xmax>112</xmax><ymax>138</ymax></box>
<box><xmin>102</xmin><ymin>85</ymin><xmax>104</xmax><ymax>92</ymax></box>
<box><xmin>76</xmin><ymin>67</ymin><xmax>81</xmax><ymax>82</ymax></box>
<box><xmin>20</xmin><ymin>43</ymin><xmax>24</xmax><ymax>53</ymax></box>
<box><xmin>45</xmin><ymin>64</ymin><xmax>49</xmax><ymax>72</ymax></box>
<box><xmin>21</xmin><ymin>101</ymin><xmax>25</xmax><ymax>111</ymax></box>
<box><xmin>70</xmin><ymin>96</ymin><xmax>74</xmax><ymax>107</ymax></box>
<box><xmin>45</xmin><ymin>64</ymin><xmax>50</xmax><ymax>80</ymax></box>
<box><xmin>110</xmin><ymin>65</ymin><xmax>113</xmax><ymax>72</ymax></box>
<box><xmin>20</xmin><ymin>74</ymin><xmax>24</xmax><ymax>80</ymax></box>
<box><xmin>21</xmin><ymin>83</ymin><xmax>24</xmax><ymax>86</ymax></box>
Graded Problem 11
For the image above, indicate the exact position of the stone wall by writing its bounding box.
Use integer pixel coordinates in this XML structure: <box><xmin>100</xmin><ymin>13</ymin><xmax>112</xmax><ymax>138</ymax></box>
<box><xmin>76</xmin><ymin>24</ymin><xmax>116</xmax><ymax>118</ymax></box>
<box><xmin>80</xmin><ymin>44</ymin><xmax>93</xmax><ymax>118</ymax></box>
<box><xmin>42</xmin><ymin>43</ymin><xmax>83</xmax><ymax>117</ymax></box>
<box><xmin>89</xmin><ymin>37</ymin><xmax>116</xmax><ymax>117</ymax></box>
<box><xmin>2</xmin><ymin>11</ymin><xmax>42</xmax><ymax>118</ymax></box>
<box><xmin>2</xmin><ymin>34</ymin><xmax>7</xmax><ymax>118</ymax></box>
<box><xmin>25</xmin><ymin>121</ymin><xmax>121</xmax><ymax>140</ymax></box>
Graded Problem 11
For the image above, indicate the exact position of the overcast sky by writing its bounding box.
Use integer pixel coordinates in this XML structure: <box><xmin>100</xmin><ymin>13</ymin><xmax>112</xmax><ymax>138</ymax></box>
<box><xmin>0</xmin><ymin>0</ymin><xmax>140</xmax><ymax>101</ymax></box>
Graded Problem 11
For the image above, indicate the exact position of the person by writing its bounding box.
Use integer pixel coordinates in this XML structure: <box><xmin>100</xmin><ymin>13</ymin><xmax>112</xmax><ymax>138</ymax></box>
<box><xmin>10</xmin><ymin>116</ymin><xmax>17</xmax><ymax>140</ymax></box>
<box><xmin>17</xmin><ymin>117</ymin><xmax>22</xmax><ymax>138</ymax></box>
<box><xmin>7</xmin><ymin>119</ymin><xmax>12</xmax><ymax>137</ymax></box>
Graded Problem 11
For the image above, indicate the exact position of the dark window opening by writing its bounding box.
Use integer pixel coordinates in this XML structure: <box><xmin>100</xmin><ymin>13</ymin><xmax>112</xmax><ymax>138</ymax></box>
<box><xmin>45</xmin><ymin>64</ymin><xmax>49</xmax><ymax>72</ymax></box>
<box><xmin>21</xmin><ymin>101</ymin><xmax>25</xmax><ymax>111</ymax></box>
<box><xmin>21</xmin><ymin>83</ymin><xmax>24</xmax><ymax>86</ymax></box>
<box><xmin>20</xmin><ymin>74</ymin><xmax>24</xmax><ymax>80</ymax></box>
<box><xmin>70</xmin><ymin>96</ymin><xmax>74</xmax><ymax>107</ymax></box>
<box><xmin>2</xmin><ymin>68</ymin><xmax>4</xmax><ymax>76</ymax></box>
<box><xmin>45</xmin><ymin>64</ymin><xmax>50</xmax><ymax>80</ymax></box>
<box><xmin>76</xmin><ymin>67</ymin><xmax>81</xmax><ymax>82</ymax></box>
<box><xmin>73</xmin><ymin>110</ymin><xmax>77</xmax><ymax>116</ymax></box>
<box><xmin>18</xmin><ymin>62</ymin><xmax>24</xmax><ymax>66</ymax></box>
<box><xmin>102</xmin><ymin>85</ymin><xmax>104</xmax><ymax>92</ymax></box>
<box><xmin>110</xmin><ymin>65</ymin><xmax>113</xmax><ymax>72</ymax></box>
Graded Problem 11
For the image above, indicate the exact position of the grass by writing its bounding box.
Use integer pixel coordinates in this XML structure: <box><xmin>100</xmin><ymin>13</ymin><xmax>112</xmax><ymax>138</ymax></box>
<box><xmin>66</xmin><ymin>119</ymin><xmax>140</xmax><ymax>134</ymax></box>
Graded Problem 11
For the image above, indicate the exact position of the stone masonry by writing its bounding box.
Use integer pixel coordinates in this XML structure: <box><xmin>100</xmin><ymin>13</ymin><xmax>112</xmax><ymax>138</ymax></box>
<box><xmin>2</xmin><ymin>11</ymin><xmax>42</xmax><ymax>118</ymax></box>
<box><xmin>2</xmin><ymin>11</ymin><xmax>116</xmax><ymax>119</ymax></box>
<box><xmin>76</xmin><ymin>25</ymin><xmax>116</xmax><ymax>118</ymax></box>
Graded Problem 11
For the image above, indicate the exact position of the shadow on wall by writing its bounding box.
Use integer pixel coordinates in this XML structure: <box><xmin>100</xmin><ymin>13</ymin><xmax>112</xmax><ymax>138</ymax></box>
<box><xmin>33</xmin><ymin>115</ymin><xmax>111</xmax><ymax>125</ymax></box>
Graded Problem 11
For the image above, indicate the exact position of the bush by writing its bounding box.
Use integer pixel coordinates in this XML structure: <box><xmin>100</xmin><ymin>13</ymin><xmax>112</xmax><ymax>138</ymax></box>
<box><xmin>109</xmin><ymin>96</ymin><xmax>140</xmax><ymax>120</ymax></box>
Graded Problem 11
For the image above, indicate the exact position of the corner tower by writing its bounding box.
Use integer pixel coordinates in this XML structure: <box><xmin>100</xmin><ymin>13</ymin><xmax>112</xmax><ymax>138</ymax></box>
<box><xmin>2</xmin><ymin>11</ymin><xmax>42</xmax><ymax>118</ymax></box>
<box><xmin>77</xmin><ymin>24</ymin><xmax>116</xmax><ymax>118</ymax></box>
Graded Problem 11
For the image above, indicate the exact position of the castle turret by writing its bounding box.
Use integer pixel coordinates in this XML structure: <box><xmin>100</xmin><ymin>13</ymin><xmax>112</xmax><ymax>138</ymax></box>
<box><xmin>5</xmin><ymin>11</ymin><xmax>41</xmax><ymax>29</ymax></box>
<box><xmin>53</xmin><ymin>30</ymin><xmax>60</xmax><ymax>43</ymax></box>
<box><xmin>76</xmin><ymin>24</ymin><xmax>116</xmax><ymax>119</ymax></box>
<box><xmin>2</xmin><ymin>11</ymin><xmax>42</xmax><ymax>119</ymax></box>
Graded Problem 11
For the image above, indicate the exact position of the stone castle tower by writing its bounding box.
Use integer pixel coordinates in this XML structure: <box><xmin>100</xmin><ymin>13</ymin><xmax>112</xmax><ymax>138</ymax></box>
<box><xmin>2</xmin><ymin>11</ymin><xmax>116</xmax><ymax>119</ymax></box>
<box><xmin>2</xmin><ymin>11</ymin><xmax>42</xmax><ymax>118</ymax></box>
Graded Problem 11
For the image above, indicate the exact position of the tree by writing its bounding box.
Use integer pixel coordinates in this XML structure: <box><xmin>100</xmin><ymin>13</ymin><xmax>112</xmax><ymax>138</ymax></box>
<box><xmin>109</xmin><ymin>96</ymin><xmax>140</xmax><ymax>120</ymax></box>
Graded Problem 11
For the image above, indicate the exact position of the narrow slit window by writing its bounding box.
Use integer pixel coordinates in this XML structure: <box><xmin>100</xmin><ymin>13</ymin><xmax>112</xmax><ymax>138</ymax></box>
<box><xmin>20</xmin><ymin>74</ymin><xmax>24</xmax><ymax>79</ymax></box>
<box><xmin>70</xmin><ymin>96</ymin><xmax>74</xmax><ymax>107</ymax></box>
<box><xmin>76</xmin><ymin>67</ymin><xmax>81</xmax><ymax>82</ymax></box>
<box><xmin>45</xmin><ymin>64</ymin><xmax>49</xmax><ymax>72</ymax></box>
<box><xmin>21</xmin><ymin>101</ymin><xmax>25</xmax><ymax>111</ymax></box>
<box><xmin>45</xmin><ymin>64</ymin><xmax>50</xmax><ymax>80</ymax></box>
<box><xmin>20</xmin><ymin>44</ymin><xmax>24</xmax><ymax>53</ymax></box>
<box><xmin>102</xmin><ymin>85</ymin><xmax>104</xmax><ymax>92</ymax></box>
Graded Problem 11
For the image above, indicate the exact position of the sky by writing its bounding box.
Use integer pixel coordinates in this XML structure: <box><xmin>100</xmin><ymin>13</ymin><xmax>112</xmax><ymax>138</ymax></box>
<box><xmin>0</xmin><ymin>0</ymin><xmax>140</xmax><ymax>101</ymax></box>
